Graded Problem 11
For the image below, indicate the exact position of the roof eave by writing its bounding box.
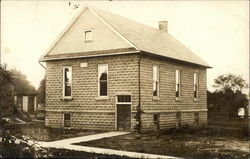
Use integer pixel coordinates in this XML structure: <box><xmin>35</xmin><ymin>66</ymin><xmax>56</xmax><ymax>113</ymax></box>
<box><xmin>39</xmin><ymin>50</ymin><xmax>140</xmax><ymax>62</ymax></box>
<box><xmin>142</xmin><ymin>51</ymin><xmax>212</xmax><ymax>69</ymax></box>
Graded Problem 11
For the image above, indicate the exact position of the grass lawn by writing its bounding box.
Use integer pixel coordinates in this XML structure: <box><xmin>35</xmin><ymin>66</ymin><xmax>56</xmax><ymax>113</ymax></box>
<box><xmin>74</xmin><ymin>125</ymin><xmax>249</xmax><ymax>159</ymax></box>
<box><xmin>3</xmin><ymin>118</ymin><xmax>249</xmax><ymax>158</ymax></box>
<box><xmin>47</xmin><ymin>148</ymin><xmax>133</xmax><ymax>158</ymax></box>
<box><xmin>6</xmin><ymin>122</ymin><xmax>104</xmax><ymax>142</ymax></box>
<box><xmin>3</xmin><ymin>122</ymin><xmax>132</xmax><ymax>158</ymax></box>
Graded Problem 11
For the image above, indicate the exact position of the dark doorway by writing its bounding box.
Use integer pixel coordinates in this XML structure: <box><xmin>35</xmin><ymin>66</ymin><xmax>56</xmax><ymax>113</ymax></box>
<box><xmin>117</xmin><ymin>104</ymin><xmax>131</xmax><ymax>131</ymax></box>
<box><xmin>28</xmin><ymin>96</ymin><xmax>35</xmax><ymax>114</ymax></box>
<box><xmin>116</xmin><ymin>95</ymin><xmax>131</xmax><ymax>131</ymax></box>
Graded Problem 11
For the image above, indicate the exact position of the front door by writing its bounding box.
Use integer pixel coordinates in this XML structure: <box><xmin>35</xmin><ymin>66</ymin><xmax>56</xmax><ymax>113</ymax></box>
<box><xmin>117</xmin><ymin>104</ymin><xmax>131</xmax><ymax>131</ymax></box>
<box><xmin>116</xmin><ymin>95</ymin><xmax>131</xmax><ymax>131</ymax></box>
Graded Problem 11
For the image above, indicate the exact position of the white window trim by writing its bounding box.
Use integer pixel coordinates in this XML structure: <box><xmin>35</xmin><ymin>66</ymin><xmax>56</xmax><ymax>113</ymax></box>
<box><xmin>194</xmin><ymin>72</ymin><xmax>199</xmax><ymax>101</ymax></box>
<box><xmin>98</xmin><ymin>64</ymin><xmax>108</xmax><ymax>97</ymax></box>
<box><xmin>175</xmin><ymin>69</ymin><xmax>181</xmax><ymax>100</ymax></box>
<box><xmin>84</xmin><ymin>29</ymin><xmax>93</xmax><ymax>43</ymax></box>
<box><xmin>63</xmin><ymin>66</ymin><xmax>72</xmax><ymax>99</ymax></box>
<box><xmin>152</xmin><ymin>65</ymin><xmax>160</xmax><ymax>98</ymax></box>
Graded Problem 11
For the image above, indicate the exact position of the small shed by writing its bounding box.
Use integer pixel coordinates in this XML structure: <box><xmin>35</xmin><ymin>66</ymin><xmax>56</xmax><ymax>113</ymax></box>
<box><xmin>13</xmin><ymin>86</ymin><xmax>38</xmax><ymax>115</ymax></box>
<box><xmin>238</xmin><ymin>107</ymin><xmax>245</xmax><ymax>118</ymax></box>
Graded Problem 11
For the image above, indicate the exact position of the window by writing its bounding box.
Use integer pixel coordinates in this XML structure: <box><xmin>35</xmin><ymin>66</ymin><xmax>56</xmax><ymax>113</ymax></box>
<box><xmin>194</xmin><ymin>73</ymin><xmax>199</xmax><ymax>99</ymax></box>
<box><xmin>84</xmin><ymin>30</ymin><xmax>92</xmax><ymax>42</ymax></box>
<box><xmin>117</xmin><ymin>95</ymin><xmax>131</xmax><ymax>103</ymax></box>
<box><xmin>98</xmin><ymin>64</ymin><xmax>108</xmax><ymax>96</ymax></box>
<box><xmin>153</xmin><ymin>65</ymin><xmax>159</xmax><ymax>97</ymax></box>
<box><xmin>175</xmin><ymin>69</ymin><xmax>181</xmax><ymax>98</ymax></box>
<box><xmin>154</xmin><ymin>114</ymin><xmax>160</xmax><ymax>122</ymax></box>
<box><xmin>63</xmin><ymin>67</ymin><xmax>72</xmax><ymax>98</ymax></box>
<box><xmin>153</xmin><ymin>114</ymin><xmax>160</xmax><ymax>130</ymax></box>
<box><xmin>63</xmin><ymin>113</ymin><xmax>71</xmax><ymax>128</ymax></box>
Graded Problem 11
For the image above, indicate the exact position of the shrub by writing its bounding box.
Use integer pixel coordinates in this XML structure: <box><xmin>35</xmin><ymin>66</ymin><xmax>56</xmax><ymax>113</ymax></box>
<box><xmin>0</xmin><ymin>130</ymin><xmax>51</xmax><ymax>158</ymax></box>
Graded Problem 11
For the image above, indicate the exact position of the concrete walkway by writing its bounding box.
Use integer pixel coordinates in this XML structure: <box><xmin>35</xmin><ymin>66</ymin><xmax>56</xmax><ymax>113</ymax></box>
<box><xmin>38</xmin><ymin>131</ymin><xmax>183</xmax><ymax>159</ymax></box>
<box><xmin>50</xmin><ymin>131</ymin><xmax>130</xmax><ymax>145</ymax></box>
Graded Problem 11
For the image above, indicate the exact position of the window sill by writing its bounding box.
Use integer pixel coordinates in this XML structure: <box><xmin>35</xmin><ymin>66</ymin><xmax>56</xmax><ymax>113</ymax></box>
<box><xmin>194</xmin><ymin>98</ymin><xmax>199</xmax><ymax>102</ymax></box>
<box><xmin>84</xmin><ymin>40</ymin><xmax>92</xmax><ymax>43</ymax></box>
<box><xmin>63</xmin><ymin>127</ymin><xmax>71</xmax><ymax>129</ymax></box>
<box><xmin>61</xmin><ymin>97</ymin><xmax>73</xmax><ymax>101</ymax></box>
<box><xmin>152</xmin><ymin>96</ymin><xmax>160</xmax><ymax>101</ymax></box>
<box><xmin>175</xmin><ymin>97</ymin><xmax>182</xmax><ymax>101</ymax></box>
<box><xmin>95</xmin><ymin>96</ymin><xmax>109</xmax><ymax>100</ymax></box>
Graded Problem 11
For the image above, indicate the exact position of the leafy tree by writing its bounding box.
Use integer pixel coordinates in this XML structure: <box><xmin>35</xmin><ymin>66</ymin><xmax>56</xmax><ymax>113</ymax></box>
<box><xmin>0</xmin><ymin>67</ymin><xmax>37</xmax><ymax>121</ymax></box>
<box><xmin>0</xmin><ymin>64</ymin><xmax>14</xmax><ymax>97</ymax></box>
<box><xmin>10</xmin><ymin>69</ymin><xmax>37</xmax><ymax>95</ymax></box>
<box><xmin>208</xmin><ymin>74</ymin><xmax>248</xmax><ymax>118</ymax></box>
<box><xmin>0</xmin><ymin>65</ymin><xmax>44</xmax><ymax>158</ymax></box>
<box><xmin>37</xmin><ymin>78</ymin><xmax>45</xmax><ymax>104</ymax></box>
<box><xmin>0</xmin><ymin>64</ymin><xmax>15</xmax><ymax>118</ymax></box>
<box><xmin>213</xmin><ymin>73</ymin><xmax>248</xmax><ymax>93</ymax></box>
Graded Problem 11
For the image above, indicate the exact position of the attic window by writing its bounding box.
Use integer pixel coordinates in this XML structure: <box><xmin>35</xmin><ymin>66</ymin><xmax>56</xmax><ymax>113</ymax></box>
<box><xmin>84</xmin><ymin>30</ymin><xmax>92</xmax><ymax>42</ymax></box>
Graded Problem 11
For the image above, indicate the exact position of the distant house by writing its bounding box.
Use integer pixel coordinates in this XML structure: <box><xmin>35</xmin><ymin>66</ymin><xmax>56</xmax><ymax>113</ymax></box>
<box><xmin>238</xmin><ymin>107</ymin><xmax>245</xmax><ymax>118</ymax></box>
<box><xmin>14</xmin><ymin>92</ymin><xmax>37</xmax><ymax>115</ymax></box>
<box><xmin>13</xmin><ymin>81</ymin><xmax>38</xmax><ymax>115</ymax></box>
<box><xmin>39</xmin><ymin>7</ymin><xmax>211</xmax><ymax>131</ymax></box>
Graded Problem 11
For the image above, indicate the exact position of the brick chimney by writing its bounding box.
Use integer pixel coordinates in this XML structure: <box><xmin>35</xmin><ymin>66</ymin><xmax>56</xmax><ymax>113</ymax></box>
<box><xmin>158</xmin><ymin>21</ymin><xmax>168</xmax><ymax>32</ymax></box>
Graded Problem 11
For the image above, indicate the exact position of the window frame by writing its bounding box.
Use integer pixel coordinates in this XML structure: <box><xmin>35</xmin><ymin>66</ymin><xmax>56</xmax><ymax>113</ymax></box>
<box><xmin>84</xmin><ymin>30</ymin><xmax>93</xmax><ymax>43</ymax></box>
<box><xmin>194</xmin><ymin>72</ymin><xmax>199</xmax><ymax>100</ymax></box>
<box><xmin>98</xmin><ymin>64</ymin><xmax>108</xmax><ymax>97</ymax></box>
<box><xmin>63</xmin><ymin>113</ymin><xmax>71</xmax><ymax>128</ymax></box>
<box><xmin>175</xmin><ymin>69</ymin><xmax>181</xmax><ymax>99</ymax></box>
<box><xmin>63</xmin><ymin>66</ymin><xmax>72</xmax><ymax>99</ymax></box>
<box><xmin>152</xmin><ymin>65</ymin><xmax>160</xmax><ymax>98</ymax></box>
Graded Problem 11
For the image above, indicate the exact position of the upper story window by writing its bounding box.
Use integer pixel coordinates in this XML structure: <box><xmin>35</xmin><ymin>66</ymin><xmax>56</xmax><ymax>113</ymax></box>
<box><xmin>153</xmin><ymin>65</ymin><xmax>159</xmax><ymax>97</ymax></box>
<box><xmin>194</xmin><ymin>72</ymin><xmax>199</xmax><ymax>99</ymax></box>
<box><xmin>98</xmin><ymin>64</ymin><xmax>108</xmax><ymax>96</ymax></box>
<box><xmin>63</xmin><ymin>66</ymin><xmax>72</xmax><ymax>98</ymax></box>
<box><xmin>84</xmin><ymin>30</ymin><xmax>92</xmax><ymax>42</ymax></box>
<box><xmin>175</xmin><ymin>69</ymin><xmax>181</xmax><ymax>98</ymax></box>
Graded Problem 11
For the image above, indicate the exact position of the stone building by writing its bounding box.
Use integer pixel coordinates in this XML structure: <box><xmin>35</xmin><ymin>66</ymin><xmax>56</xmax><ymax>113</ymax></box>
<box><xmin>39</xmin><ymin>6</ymin><xmax>211</xmax><ymax>131</ymax></box>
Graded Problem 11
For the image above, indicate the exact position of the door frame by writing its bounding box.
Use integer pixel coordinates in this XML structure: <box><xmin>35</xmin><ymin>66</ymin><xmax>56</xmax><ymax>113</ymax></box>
<box><xmin>115</xmin><ymin>94</ymin><xmax>132</xmax><ymax>131</ymax></box>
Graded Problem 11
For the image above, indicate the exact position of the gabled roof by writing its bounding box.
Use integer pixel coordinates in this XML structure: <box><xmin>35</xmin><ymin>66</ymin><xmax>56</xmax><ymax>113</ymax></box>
<box><xmin>40</xmin><ymin>6</ymin><xmax>210</xmax><ymax>68</ymax></box>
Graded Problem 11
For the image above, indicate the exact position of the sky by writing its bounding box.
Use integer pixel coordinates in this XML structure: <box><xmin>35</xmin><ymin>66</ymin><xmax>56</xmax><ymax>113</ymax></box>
<box><xmin>1</xmin><ymin>1</ymin><xmax>249</xmax><ymax>93</ymax></box>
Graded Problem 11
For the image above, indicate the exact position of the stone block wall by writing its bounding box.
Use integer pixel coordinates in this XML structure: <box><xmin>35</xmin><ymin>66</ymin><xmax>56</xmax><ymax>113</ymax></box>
<box><xmin>45</xmin><ymin>53</ymin><xmax>208</xmax><ymax>131</ymax></box>
<box><xmin>45</xmin><ymin>54</ymin><xmax>139</xmax><ymax>130</ymax></box>
<box><xmin>139</xmin><ymin>54</ymin><xmax>207</xmax><ymax>131</ymax></box>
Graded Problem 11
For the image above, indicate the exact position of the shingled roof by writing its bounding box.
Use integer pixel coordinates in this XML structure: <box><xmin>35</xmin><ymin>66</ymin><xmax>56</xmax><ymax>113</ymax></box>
<box><xmin>40</xmin><ymin>6</ymin><xmax>210</xmax><ymax>68</ymax></box>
